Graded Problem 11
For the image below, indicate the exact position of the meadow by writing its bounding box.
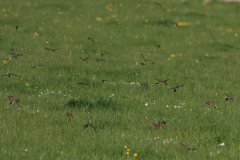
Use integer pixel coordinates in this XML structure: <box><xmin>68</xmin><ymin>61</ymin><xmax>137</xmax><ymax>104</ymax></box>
<box><xmin>0</xmin><ymin>0</ymin><xmax>240</xmax><ymax>159</ymax></box>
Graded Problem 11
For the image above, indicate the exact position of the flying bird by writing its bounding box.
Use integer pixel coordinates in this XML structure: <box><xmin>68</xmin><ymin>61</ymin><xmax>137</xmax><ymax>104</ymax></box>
<box><xmin>7</xmin><ymin>96</ymin><xmax>19</xmax><ymax>105</ymax></box>
<box><xmin>140</xmin><ymin>62</ymin><xmax>146</xmax><ymax>66</ymax></box>
<box><xmin>92</xmin><ymin>58</ymin><xmax>106</xmax><ymax>62</ymax></box>
<box><xmin>77</xmin><ymin>82</ymin><xmax>89</xmax><ymax>86</ymax></box>
<box><xmin>2</xmin><ymin>74</ymin><xmax>21</xmax><ymax>77</ymax></box>
<box><xmin>155</xmin><ymin>2</ymin><xmax>163</xmax><ymax>7</ymax></box>
<box><xmin>225</xmin><ymin>94</ymin><xmax>233</xmax><ymax>102</ymax></box>
<box><xmin>82</xmin><ymin>122</ymin><xmax>97</xmax><ymax>133</ymax></box>
<box><xmin>156</xmin><ymin>79</ymin><xmax>170</xmax><ymax>85</ymax></box>
<box><xmin>181</xmin><ymin>143</ymin><xmax>197</xmax><ymax>151</ymax></box>
<box><xmin>202</xmin><ymin>101</ymin><xmax>217</xmax><ymax>109</ymax></box>
<box><xmin>148</xmin><ymin>121</ymin><xmax>166</xmax><ymax>129</ymax></box>
<box><xmin>45</xmin><ymin>48</ymin><xmax>60</xmax><ymax>52</ymax></box>
<box><xmin>79</xmin><ymin>56</ymin><xmax>90</xmax><ymax>63</ymax></box>
<box><xmin>88</xmin><ymin>37</ymin><xmax>94</xmax><ymax>42</ymax></box>
<box><xmin>67</xmin><ymin>113</ymin><xmax>73</xmax><ymax>122</ymax></box>
<box><xmin>210</xmin><ymin>32</ymin><xmax>219</xmax><ymax>45</ymax></box>
<box><xmin>31</xmin><ymin>65</ymin><xmax>44</xmax><ymax>69</ymax></box>
<box><xmin>169</xmin><ymin>85</ymin><xmax>184</xmax><ymax>92</ymax></box>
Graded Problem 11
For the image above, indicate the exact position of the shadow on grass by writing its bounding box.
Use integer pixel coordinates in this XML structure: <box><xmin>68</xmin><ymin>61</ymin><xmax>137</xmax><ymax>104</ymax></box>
<box><xmin>66</xmin><ymin>97</ymin><xmax>117</xmax><ymax>110</ymax></box>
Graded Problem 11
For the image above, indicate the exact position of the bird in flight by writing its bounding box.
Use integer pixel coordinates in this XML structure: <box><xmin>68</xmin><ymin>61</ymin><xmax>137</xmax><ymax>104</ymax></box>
<box><xmin>88</xmin><ymin>37</ymin><xmax>94</xmax><ymax>42</ymax></box>
<box><xmin>92</xmin><ymin>58</ymin><xmax>106</xmax><ymax>62</ymax></box>
<box><xmin>210</xmin><ymin>32</ymin><xmax>219</xmax><ymax>45</ymax></box>
<box><xmin>156</xmin><ymin>79</ymin><xmax>170</xmax><ymax>85</ymax></box>
<box><xmin>7</xmin><ymin>96</ymin><xmax>19</xmax><ymax>105</ymax></box>
<box><xmin>82</xmin><ymin>122</ymin><xmax>97</xmax><ymax>133</ymax></box>
<box><xmin>2</xmin><ymin>73</ymin><xmax>21</xmax><ymax>77</ymax></box>
<box><xmin>31</xmin><ymin>65</ymin><xmax>44</xmax><ymax>69</ymax></box>
<box><xmin>225</xmin><ymin>94</ymin><xmax>233</xmax><ymax>102</ymax></box>
<box><xmin>148</xmin><ymin>121</ymin><xmax>166</xmax><ymax>129</ymax></box>
<box><xmin>155</xmin><ymin>2</ymin><xmax>163</xmax><ymax>7</ymax></box>
<box><xmin>79</xmin><ymin>56</ymin><xmax>90</xmax><ymax>63</ymax></box>
<box><xmin>181</xmin><ymin>143</ymin><xmax>197</xmax><ymax>151</ymax></box>
<box><xmin>202</xmin><ymin>101</ymin><xmax>217</xmax><ymax>109</ymax></box>
<box><xmin>67</xmin><ymin>113</ymin><xmax>73</xmax><ymax>122</ymax></box>
<box><xmin>169</xmin><ymin>85</ymin><xmax>184</xmax><ymax>92</ymax></box>
<box><xmin>45</xmin><ymin>48</ymin><xmax>60</xmax><ymax>52</ymax></box>
<box><xmin>77</xmin><ymin>82</ymin><xmax>89</xmax><ymax>86</ymax></box>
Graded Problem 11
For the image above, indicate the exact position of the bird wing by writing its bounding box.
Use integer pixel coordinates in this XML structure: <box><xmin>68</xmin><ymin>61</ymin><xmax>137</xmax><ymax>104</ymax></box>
<box><xmin>202</xmin><ymin>103</ymin><xmax>209</xmax><ymax>107</ymax></box>
<box><xmin>82</xmin><ymin>124</ymin><xmax>88</xmax><ymax>133</ymax></box>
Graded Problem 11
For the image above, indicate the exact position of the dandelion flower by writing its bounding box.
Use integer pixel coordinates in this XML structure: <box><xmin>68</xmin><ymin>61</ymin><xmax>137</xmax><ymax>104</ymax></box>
<box><xmin>145</xmin><ymin>19</ymin><xmax>148</xmax><ymax>23</ymax></box>
<box><xmin>34</xmin><ymin>32</ymin><xmax>39</xmax><ymax>36</ymax></box>
<box><xmin>26</xmin><ymin>84</ymin><xmax>29</xmax><ymax>86</ymax></box>
<box><xmin>124</xmin><ymin>145</ymin><xmax>127</xmax><ymax>148</ymax></box>
<box><xmin>127</xmin><ymin>149</ymin><xmax>130</xmax><ymax>151</ymax></box>
<box><xmin>235</xmin><ymin>33</ymin><xmax>238</xmax><ymax>37</ymax></box>
<box><xmin>168</xmin><ymin>58</ymin><xmax>171</xmax><ymax>60</ymax></box>
<box><xmin>2</xmin><ymin>9</ymin><xmax>6</xmax><ymax>12</ymax></box>
<box><xmin>134</xmin><ymin>153</ymin><xmax>137</xmax><ymax>156</ymax></box>
<box><xmin>135</xmin><ymin>36</ymin><xmax>138</xmax><ymax>38</ymax></box>
<box><xmin>126</xmin><ymin>152</ymin><xmax>129</xmax><ymax>155</ymax></box>
<box><xmin>170</xmin><ymin>54</ymin><xmax>175</xmax><ymax>57</ymax></box>
<box><xmin>39</xmin><ymin>27</ymin><xmax>42</xmax><ymax>30</ymax></box>
<box><xmin>96</xmin><ymin>17</ymin><xmax>102</xmax><ymax>21</ymax></box>
<box><xmin>205</xmin><ymin>53</ymin><xmax>209</xmax><ymax>56</ymax></box>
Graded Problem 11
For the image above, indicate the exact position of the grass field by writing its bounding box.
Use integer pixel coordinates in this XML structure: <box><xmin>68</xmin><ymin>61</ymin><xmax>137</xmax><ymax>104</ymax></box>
<box><xmin>1</xmin><ymin>0</ymin><xmax>240</xmax><ymax>159</ymax></box>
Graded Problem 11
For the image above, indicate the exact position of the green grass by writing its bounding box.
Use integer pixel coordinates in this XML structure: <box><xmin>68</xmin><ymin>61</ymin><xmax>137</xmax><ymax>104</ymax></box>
<box><xmin>1</xmin><ymin>0</ymin><xmax>240</xmax><ymax>159</ymax></box>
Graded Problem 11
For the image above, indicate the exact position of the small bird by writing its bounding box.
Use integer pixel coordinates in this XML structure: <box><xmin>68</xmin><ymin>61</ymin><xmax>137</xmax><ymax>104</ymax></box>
<box><xmin>141</xmin><ymin>82</ymin><xmax>148</xmax><ymax>91</ymax></box>
<box><xmin>140</xmin><ymin>62</ymin><xmax>146</xmax><ymax>66</ymax></box>
<box><xmin>101</xmin><ymin>79</ymin><xmax>107</xmax><ymax>83</ymax></box>
<box><xmin>158</xmin><ymin>45</ymin><xmax>161</xmax><ymax>47</ymax></box>
<box><xmin>7</xmin><ymin>96</ymin><xmax>19</xmax><ymax>105</ymax></box>
<box><xmin>67</xmin><ymin>113</ymin><xmax>73</xmax><ymax>122</ymax></box>
<box><xmin>31</xmin><ymin>65</ymin><xmax>44</xmax><ymax>69</ymax></box>
<box><xmin>155</xmin><ymin>2</ymin><xmax>163</xmax><ymax>7</ymax></box>
<box><xmin>2</xmin><ymin>73</ymin><xmax>21</xmax><ymax>77</ymax></box>
<box><xmin>45</xmin><ymin>48</ymin><xmax>60</xmax><ymax>52</ymax></box>
<box><xmin>181</xmin><ymin>143</ymin><xmax>197</xmax><ymax>152</ymax></box>
<box><xmin>77</xmin><ymin>82</ymin><xmax>89</xmax><ymax>86</ymax></box>
<box><xmin>225</xmin><ymin>94</ymin><xmax>233</xmax><ymax>102</ymax></box>
<box><xmin>156</xmin><ymin>79</ymin><xmax>170</xmax><ymax>85</ymax></box>
<box><xmin>92</xmin><ymin>58</ymin><xmax>106</xmax><ymax>62</ymax></box>
<box><xmin>88</xmin><ymin>37</ymin><xmax>94</xmax><ymax>42</ymax></box>
<box><xmin>169</xmin><ymin>85</ymin><xmax>184</xmax><ymax>92</ymax></box>
<box><xmin>141</xmin><ymin>53</ymin><xmax>153</xmax><ymax>62</ymax></box>
<box><xmin>79</xmin><ymin>56</ymin><xmax>90</xmax><ymax>63</ymax></box>
<box><xmin>202</xmin><ymin>101</ymin><xmax>217</xmax><ymax>109</ymax></box>
<box><xmin>133</xmin><ymin>72</ymin><xmax>140</xmax><ymax>75</ymax></box>
<box><xmin>82</xmin><ymin>122</ymin><xmax>96</xmax><ymax>133</ymax></box>
<box><xmin>210</xmin><ymin>32</ymin><xmax>219</xmax><ymax>45</ymax></box>
<box><xmin>148</xmin><ymin>121</ymin><xmax>166</xmax><ymax>129</ymax></box>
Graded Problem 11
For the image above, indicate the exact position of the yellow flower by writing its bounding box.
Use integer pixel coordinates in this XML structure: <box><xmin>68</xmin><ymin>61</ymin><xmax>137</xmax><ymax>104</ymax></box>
<box><xmin>205</xmin><ymin>53</ymin><xmax>209</xmax><ymax>56</ymax></box>
<box><xmin>134</xmin><ymin>153</ymin><xmax>137</xmax><ymax>157</ymax></box>
<box><xmin>148</xmin><ymin>53</ymin><xmax>150</xmax><ymax>55</ymax></box>
<box><xmin>127</xmin><ymin>149</ymin><xmax>130</xmax><ymax>151</ymax></box>
<box><xmin>179</xmin><ymin>54</ymin><xmax>183</xmax><ymax>56</ymax></box>
<box><xmin>34</xmin><ymin>32</ymin><xmax>39</xmax><ymax>36</ymax></box>
<box><xmin>45</xmin><ymin>41</ymin><xmax>49</xmax><ymax>43</ymax></box>
<box><xmin>235</xmin><ymin>33</ymin><xmax>238</xmax><ymax>37</ymax></box>
<box><xmin>59</xmin><ymin>12</ymin><xmax>62</xmax><ymax>15</ymax></box>
<box><xmin>26</xmin><ymin>84</ymin><xmax>29</xmax><ymax>86</ymax></box>
<box><xmin>171</xmin><ymin>54</ymin><xmax>175</xmax><ymax>57</ymax></box>
<box><xmin>2</xmin><ymin>9</ymin><xmax>6</xmax><ymax>12</ymax></box>
<box><xmin>112</xmin><ymin>15</ymin><xmax>116</xmax><ymax>18</ymax></box>
<box><xmin>68</xmin><ymin>94</ymin><xmax>71</xmax><ymax>97</ymax></box>
<box><xmin>173</xmin><ymin>24</ymin><xmax>176</xmax><ymax>27</ymax></box>
<box><xmin>126</xmin><ymin>152</ymin><xmax>129</xmax><ymax>155</ymax></box>
<box><xmin>57</xmin><ymin>8</ymin><xmax>61</xmax><ymax>11</ymax></box>
<box><xmin>107</xmin><ymin>17</ymin><xmax>110</xmax><ymax>20</ymax></box>
<box><xmin>189</xmin><ymin>42</ymin><xmax>192</xmax><ymax>45</ymax></box>
<box><xmin>167</xmin><ymin>9</ymin><xmax>171</xmax><ymax>12</ymax></box>
<box><xmin>75</xmin><ymin>97</ymin><xmax>78</xmax><ymax>99</ymax></box>
<box><xmin>96</xmin><ymin>17</ymin><xmax>102</xmax><ymax>21</ymax></box>
<box><xmin>168</xmin><ymin>58</ymin><xmax>171</xmax><ymax>60</ymax></box>
<box><xmin>145</xmin><ymin>19</ymin><xmax>148</xmax><ymax>23</ymax></box>
<box><xmin>2</xmin><ymin>60</ymin><xmax>8</xmax><ymax>64</ymax></box>
<box><xmin>9</xmin><ymin>58</ymin><xmax>12</xmax><ymax>60</ymax></box>
<box><xmin>135</xmin><ymin>36</ymin><xmax>138</xmax><ymax>38</ymax></box>
<box><xmin>39</xmin><ymin>27</ymin><xmax>42</xmax><ymax>30</ymax></box>
<box><xmin>108</xmin><ymin>8</ymin><xmax>112</xmax><ymax>12</ymax></box>
<box><xmin>124</xmin><ymin>146</ymin><xmax>127</xmax><ymax>148</ymax></box>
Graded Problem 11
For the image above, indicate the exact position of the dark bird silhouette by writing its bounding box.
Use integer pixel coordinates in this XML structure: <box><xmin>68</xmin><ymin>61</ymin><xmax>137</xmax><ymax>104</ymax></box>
<box><xmin>202</xmin><ymin>101</ymin><xmax>217</xmax><ymax>109</ymax></box>
<box><xmin>79</xmin><ymin>56</ymin><xmax>90</xmax><ymax>63</ymax></box>
<box><xmin>141</xmin><ymin>53</ymin><xmax>153</xmax><ymax>62</ymax></box>
<box><xmin>158</xmin><ymin>45</ymin><xmax>161</xmax><ymax>47</ymax></box>
<box><xmin>31</xmin><ymin>65</ymin><xmax>44</xmax><ymax>69</ymax></box>
<box><xmin>156</xmin><ymin>79</ymin><xmax>170</xmax><ymax>85</ymax></box>
<box><xmin>133</xmin><ymin>72</ymin><xmax>140</xmax><ymax>75</ymax></box>
<box><xmin>169</xmin><ymin>85</ymin><xmax>184</xmax><ymax>92</ymax></box>
<box><xmin>155</xmin><ymin>2</ymin><xmax>163</xmax><ymax>7</ymax></box>
<box><xmin>82</xmin><ymin>122</ymin><xmax>96</xmax><ymax>133</ymax></box>
<box><xmin>210</xmin><ymin>32</ymin><xmax>219</xmax><ymax>45</ymax></box>
<box><xmin>141</xmin><ymin>82</ymin><xmax>148</xmax><ymax>91</ymax></box>
<box><xmin>77</xmin><ymin>82</ymin><xmax>89</xmax><ymax>86</ymax></box>
<box><xmin>2</xmin><ymin>74</ymin><xmax>21</xmax><ymax>77</ymax></box>
<box><xmin>225</xmin><ymin>94</ymin><xmax>233</xmax><ymax>102</ymax></box>
<box><xmin>101</xmin><ymin>79</ymin><xmax>107</xmax><ymax>83</ymax></box>
<box><xmin>148</xmin><ymin>121</ymin><xmax>166</xmax><ymax>129</ymax></box>
<box><xmin>92</xmin><ymin>58</ymin><xmax>106</xmax><ymax>62</ymax></box>
<box><xmin>45</xmin><ymin>48</ymin><xmax>60</xmax><ymax>52</ymax></box>
<box><xmin>7</xmin><ymin>96</ymin><xmax>19</xmax><ymax>105</ymax></box>
<box><xmin>88</xmin><ymin>37</ymin><xmax>94</xmax><ymax>42</ymax></box>
<box><xmin>67</xmin><ymin>113</ymin><xmax>73</xmax><ymax>122</ymax></box>
<box><xmin>140</xmin><ymin>62</ymin><xmax>146</xmax><ymax>66</ymax></box>
<box><xmin>181</xmin><ymin>143</ymin><xmax>197</xmax><ymax>151</ymax></box>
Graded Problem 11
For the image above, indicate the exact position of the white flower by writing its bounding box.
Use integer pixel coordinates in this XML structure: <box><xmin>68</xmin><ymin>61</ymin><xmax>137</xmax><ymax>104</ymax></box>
<box><xmin>145</xmin><ymin>103</ymin><xmax>148</xmax><ymax>106</ymax></box>
<box><xmin>130</xmin><ymin>82</ymin><xmax>135</xmax><ymax>84</ymax></box>
<box><xmin>170</xmin><ymin>138</ymin><xmax>173</xmax><ymax>141</ymax></box>
<box><xmin>59</xmin><ymin>74</ymin><xmax>61</xmax><ymax>76</ymax></box>
<box><xmin>216</xmin><ymin>93</ymin><xmax>217</xmax><ymax>95</ymax></box>
<box><xmin>210</xmin><ymin>152</ymin><xmax>212</xmax><ymax>155</ymax></box>
<box><xmin>217</xmin><ymin>151</ymin><xmax>220</xmax><ymax>154</ymax></box>
<box><xmin>33</xmin><ymin>111</ymin><xmax>35</xmax><ymax>114</ymax></box>
<box><xmin>112</xmin><ymin>94</ymin><xmax>114</xmax><ymax>96</ymax></box>
<box><xmin>174</xmin><ymin>105</ymin><xmax>177</xmax><ymax>108</ymax></box>
<box><xmin>196</xmin><ymin>60</ymin><xmax>199</xmax><ymax>63</ymax></box>
<box><xmin>58</xmin><ymin>91</ymin><xmax>61</xmax><ymax>94</ymax></box>
<box><xmin>218</xmin><ymin>143</ymin><xmax>225</xmax><ymax>146</ymax></box>
<box><xmin>25</xmin><ymin>149</ymin><xmax>28</xmax><ymax>152</ymax></box>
